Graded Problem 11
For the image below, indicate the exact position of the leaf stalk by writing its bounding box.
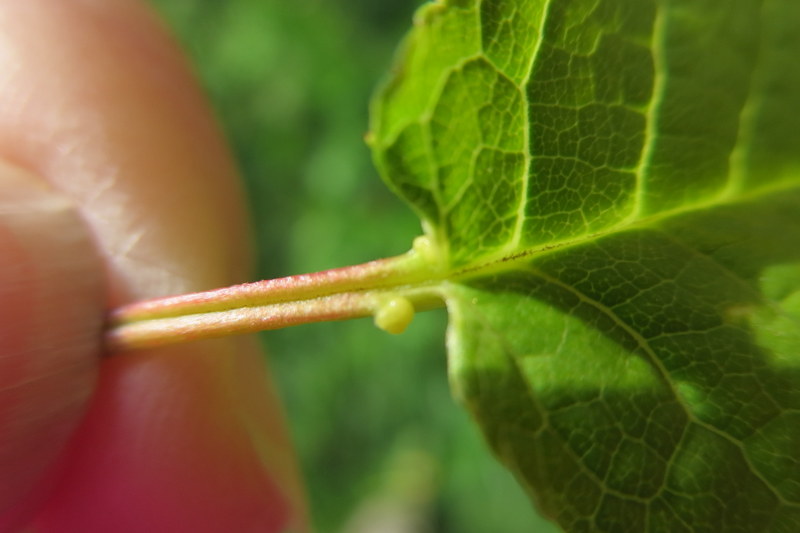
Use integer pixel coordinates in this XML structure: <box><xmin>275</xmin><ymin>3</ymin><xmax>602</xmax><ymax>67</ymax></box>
<box><xmin>106</xmin><ymin>249</ymin><xmax>445</xmax><ymax>352</ymax></box>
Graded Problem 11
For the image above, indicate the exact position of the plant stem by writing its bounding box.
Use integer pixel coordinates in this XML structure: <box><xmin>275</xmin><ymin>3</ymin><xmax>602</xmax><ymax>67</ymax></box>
<box><xmin>106</xmin><ymin>250</ymin><xmax>445</xmax><ymax>352</ymax></box>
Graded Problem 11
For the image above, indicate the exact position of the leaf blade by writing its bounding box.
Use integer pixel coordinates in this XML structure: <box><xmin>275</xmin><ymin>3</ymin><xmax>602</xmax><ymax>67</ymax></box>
<box><xmin>371</xmin><ymin>0</ymin><xmax>800</xmax><ymax>530</ymax></box>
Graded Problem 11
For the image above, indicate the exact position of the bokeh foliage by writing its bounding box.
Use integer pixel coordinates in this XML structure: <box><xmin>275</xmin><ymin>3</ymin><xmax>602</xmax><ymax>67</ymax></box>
<box><xmin>147</xmin><ymin>0</ymin><xmax>556</xmax><ymax>531</ymax></box>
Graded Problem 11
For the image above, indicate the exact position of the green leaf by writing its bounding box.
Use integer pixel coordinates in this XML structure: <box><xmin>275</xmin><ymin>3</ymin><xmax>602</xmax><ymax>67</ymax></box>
<box><xmin>370</xmin><ymin>0</ymin><xmax>800</xmax><ymax>530</ymax></box>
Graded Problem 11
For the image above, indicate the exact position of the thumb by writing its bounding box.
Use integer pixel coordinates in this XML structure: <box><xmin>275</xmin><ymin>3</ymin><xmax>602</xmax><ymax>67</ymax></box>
<box><xmin>0</xmin><ymin>159</ymin><xmax>102</xmax><ymax>529</ymax></box>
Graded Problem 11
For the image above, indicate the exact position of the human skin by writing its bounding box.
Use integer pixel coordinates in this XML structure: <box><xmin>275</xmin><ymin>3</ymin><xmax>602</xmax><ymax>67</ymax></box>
<box><xmin>0</xmin><ymin>0</ymin><xmax>306</xmax><ymax>531</ymax></box>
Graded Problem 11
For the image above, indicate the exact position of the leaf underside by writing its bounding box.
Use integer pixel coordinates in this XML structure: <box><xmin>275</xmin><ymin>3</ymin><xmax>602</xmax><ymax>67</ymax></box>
<box><xmin>370</xmin><ymin>0</ymin><xmax>800</xmax><ymax>531</ymax></box>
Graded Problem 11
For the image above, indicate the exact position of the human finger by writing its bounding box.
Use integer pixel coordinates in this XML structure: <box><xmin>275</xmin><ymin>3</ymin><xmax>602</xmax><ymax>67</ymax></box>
<box><xmin>0</xmin><ymin>0</ymin><xmax>306</xmax><ymax>530</ymax></box>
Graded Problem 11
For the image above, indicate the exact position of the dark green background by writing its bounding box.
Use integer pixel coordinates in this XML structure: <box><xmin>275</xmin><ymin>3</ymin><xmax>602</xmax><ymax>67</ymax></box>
<box><xmin>147</xmin><ymin>1</ymin><xmax>555</xmax><ymax>531</ymax></box>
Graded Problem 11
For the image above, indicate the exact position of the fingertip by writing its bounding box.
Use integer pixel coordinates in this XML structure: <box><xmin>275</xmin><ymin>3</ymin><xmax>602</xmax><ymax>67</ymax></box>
<box><xmin>34</xmin><ymin>339</ymin><xmax>304</xmax><ymax>533</ymax></box>
<box><xmin>0</xmin><ymin>159</ymin><xmax>102</xmax><ymax>529</ymax></box>
<box><xmin>0</xmin><ymin>1</ymin><xmax>308</xmax><ymax>530</ymax></box>
<box><xmin>0</xmin><ymin>0</ymin><xmax>253</xmax><ymax>303</ymax></box>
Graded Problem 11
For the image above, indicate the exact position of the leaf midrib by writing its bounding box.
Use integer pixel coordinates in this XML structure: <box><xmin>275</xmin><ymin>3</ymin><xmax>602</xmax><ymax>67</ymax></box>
<box><xmin>447</xmin><ymin>178</ymin><xmax>799</xmax><ymax>284</ymax></box>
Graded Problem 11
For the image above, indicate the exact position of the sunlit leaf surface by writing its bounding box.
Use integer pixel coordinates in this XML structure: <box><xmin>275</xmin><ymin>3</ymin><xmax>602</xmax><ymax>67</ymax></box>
<box><xmin>371</xmin><ymin>1</ymin><xmax>800</xmax><ymax>530</ymax></box>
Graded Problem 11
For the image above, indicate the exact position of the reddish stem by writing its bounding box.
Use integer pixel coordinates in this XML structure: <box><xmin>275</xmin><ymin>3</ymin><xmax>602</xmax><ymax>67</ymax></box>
<box><xmin>106</xmin><ymin>251</ymin><xmax>444</xmax><ymax>352</ymax></box>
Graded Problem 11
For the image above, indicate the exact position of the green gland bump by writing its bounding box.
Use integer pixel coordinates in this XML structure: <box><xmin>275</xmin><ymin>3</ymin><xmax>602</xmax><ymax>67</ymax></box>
<box><xmin>374</xmin><ymin>296</ymin><xmax>415</xmax><ymax>334</ymax></box>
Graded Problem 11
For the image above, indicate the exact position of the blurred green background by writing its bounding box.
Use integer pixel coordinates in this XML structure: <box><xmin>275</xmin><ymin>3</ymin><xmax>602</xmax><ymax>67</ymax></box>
<box><xmin>147</xmin><ymin>1</ymin><xmax>557</xmax><ymax>531</ymax></box>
